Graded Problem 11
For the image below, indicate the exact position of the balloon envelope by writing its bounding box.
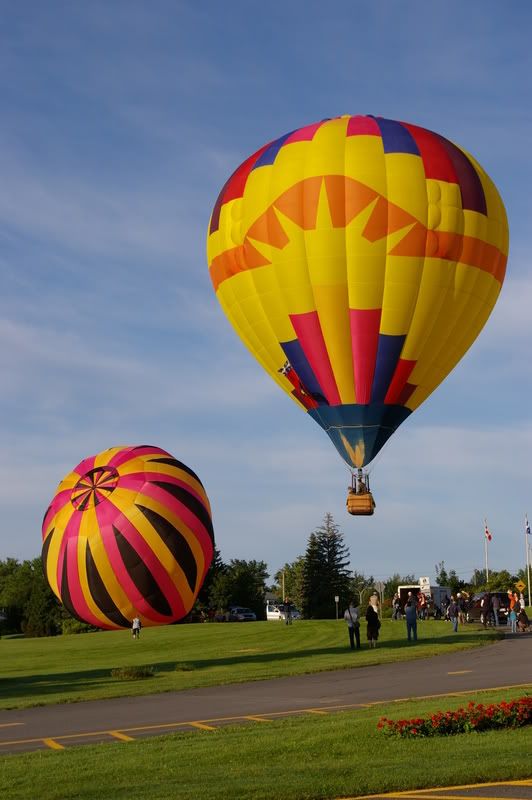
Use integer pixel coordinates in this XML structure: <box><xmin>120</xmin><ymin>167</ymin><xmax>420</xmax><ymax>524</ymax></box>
<box><xmin>42</xmin><ymin>445</ymin><xmax>214</xmax><ymax>629</ymax></box>
<box><xmin>207</xmin><ymin>115</ymin><xmax>508</xmax><ymax>467</ymax></box>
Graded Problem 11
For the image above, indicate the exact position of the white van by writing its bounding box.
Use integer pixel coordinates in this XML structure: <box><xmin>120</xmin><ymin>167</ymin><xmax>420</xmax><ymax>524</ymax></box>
<box><xmin>266</xmin><ymin>601</ymin><xmax>301</xmax><ymax>621</ymax></box>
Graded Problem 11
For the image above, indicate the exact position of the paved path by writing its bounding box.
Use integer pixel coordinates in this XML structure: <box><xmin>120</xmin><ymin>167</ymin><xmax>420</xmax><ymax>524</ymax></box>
<box><xmin>1</xmin><ymin>633</ymin><xmax>530</xmax><ymax>754</ymax></box>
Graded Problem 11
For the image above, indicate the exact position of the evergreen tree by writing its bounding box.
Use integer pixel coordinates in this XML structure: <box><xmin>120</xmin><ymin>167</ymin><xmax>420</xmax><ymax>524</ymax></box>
<box><xmin>301</xmin><ymin>513</ymin><xmax>351</xmax><ymax>618</ymax></box>
<box><xmin>300</xmin><ymin>533</ymin><xmax>323</xmax><ymax>618</ymax></box>
<box><xmin>197</xmin><ymin>547</ymin><xmax>226</xmax><ymax>607</ymax></box>
<box><xmin>434</xmin><ymin>560</ymin><xmax>449</xmax><ymax>586</ymax></box>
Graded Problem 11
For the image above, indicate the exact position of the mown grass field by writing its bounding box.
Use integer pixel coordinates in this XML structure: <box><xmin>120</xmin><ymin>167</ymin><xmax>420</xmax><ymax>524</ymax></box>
<box><xmin>0</xmin><ymin>619</ymin><xmax>500</xmax><ymax>709</ymax></box>
<box><xmin>1</xmin><ymin>687</ymin><xmax>530</xmax><ymax>800</ymax></box>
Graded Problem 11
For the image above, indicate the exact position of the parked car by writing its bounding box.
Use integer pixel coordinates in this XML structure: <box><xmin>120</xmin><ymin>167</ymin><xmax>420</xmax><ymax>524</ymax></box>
<box><xmin>466</xmin><ymin>592</ymin><xmax>509</xmax><ymax>625</ymax></box>
<box><xmin>266</xmin><ymin>602</ymin><xmax>301</xmax><ymax>621</ymax></box>
<box><xmin>228</xmin><ymin>606</ymin><xmax>257</xmax><ymax>622</ymax></box>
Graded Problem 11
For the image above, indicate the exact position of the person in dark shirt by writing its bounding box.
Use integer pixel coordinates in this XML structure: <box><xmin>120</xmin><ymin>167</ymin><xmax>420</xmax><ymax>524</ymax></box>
<box><xmin>404</xmin><ymin>600</ymin><xmax>417</xmax><ymax>642</ymax></box>
<box><xmin>365</xmin><ymin>595</ymin><xmax>380</xmax><ymax>648</ymax></box>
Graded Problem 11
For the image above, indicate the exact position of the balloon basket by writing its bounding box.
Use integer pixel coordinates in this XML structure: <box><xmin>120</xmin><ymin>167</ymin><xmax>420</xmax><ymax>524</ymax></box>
<box><xmin>346</xmin><ymin>471</ymin><xmax>375</xmax><ymax>515</ymax></box>
<box><xmin>346</xmin><ymin>489</ymin><xmax>376</xmax><ymax>515</ymax></box>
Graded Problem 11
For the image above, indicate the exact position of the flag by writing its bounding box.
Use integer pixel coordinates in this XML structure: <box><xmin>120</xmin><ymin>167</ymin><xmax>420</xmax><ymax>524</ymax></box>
<box><xmin>484</xmin><ymin>521</ymin><xmax>492</xmax><ymax>542</ymax></box>
<box><xmin>526</xmin><ymin>515</ymin><xmax>531</xmax><ymax>537</ymax></box>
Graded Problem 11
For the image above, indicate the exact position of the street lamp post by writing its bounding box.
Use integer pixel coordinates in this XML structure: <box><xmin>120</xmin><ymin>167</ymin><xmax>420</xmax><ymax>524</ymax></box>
<box><xmin>334</xmin><ymin>595</ymin><xmax>339</xmax><ymax>620</ymax></box>
<box><xmin>353</xmin><ymin>587</ymin><xmax>368</xmax><ymax>611</ymax></box>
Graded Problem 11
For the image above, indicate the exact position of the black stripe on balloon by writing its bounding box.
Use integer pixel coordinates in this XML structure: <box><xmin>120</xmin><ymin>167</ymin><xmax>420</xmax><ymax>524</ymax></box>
<box><xmin>112</xmin><ymin>525</ymin><xmax>173</xmax><ymax>617</ymax></box>
<box><xmin>60</xmin><ymin>542</ymin><xmax>86</xmax><ymax>624</ymax></box>
<box><xmin>150</xmin><ymin>480</ymin><xmax>214</xmax><ymax>544</ymax></box>
<box><xmin>41</xmin><ymin>529</ymin><xmax>53</xmax><ymax>578</ymax></box>
<box><xmin>85</xmin><ymin>540</ymin><xmax>131</xmax><ymax>628</ymax></box>
<box><xmin>136</xmin><ymin>503</ymin><xmax>198</xmax><ymax>594</ymax></box>
<box><xmin>147</xmin><ymin>457</ymin><xmax>203</xmax><ymax>486</ymax></box>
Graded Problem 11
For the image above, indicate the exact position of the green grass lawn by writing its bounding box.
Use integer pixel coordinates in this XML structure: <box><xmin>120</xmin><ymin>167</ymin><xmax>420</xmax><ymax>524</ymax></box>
<box><xmin>1</xmin><ymin>687</ymin><xmax>530</xmax><ymax>800</ymax></box>
<box><xmin>0</xmin><ymin>619</ymin><xmax>500</xmax><ymax>709</ymax></box>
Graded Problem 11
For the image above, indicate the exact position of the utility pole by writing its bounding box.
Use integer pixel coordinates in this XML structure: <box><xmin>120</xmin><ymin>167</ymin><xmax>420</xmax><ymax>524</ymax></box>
<box><xmin>526</xmin><ymin>515</ymin><xmax>531</xmax><ymax>608</ymax></box>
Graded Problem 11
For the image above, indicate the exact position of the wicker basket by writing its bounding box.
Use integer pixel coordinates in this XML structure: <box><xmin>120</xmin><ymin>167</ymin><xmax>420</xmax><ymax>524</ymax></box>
<box><xmin>346</xmin><ymin>490</ymin><xmax>375</xmax><ymax>516</ymax></box>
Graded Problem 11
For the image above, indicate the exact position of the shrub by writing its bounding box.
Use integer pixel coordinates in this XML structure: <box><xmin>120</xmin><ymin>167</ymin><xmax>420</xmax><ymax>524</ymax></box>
<box><xmin>110</xmin><ymin>666</ymin><xmax>155</xmax><ymax>680</ymax></box>
<box><xmin>378</xmin><ymin>696</ymin><xmax>531</xmax><ymax>738</ymax></box>
<box><xmin>175</xmin><ymin>662</ymin><xmax>195</xmax><ymax>672</ymax></box>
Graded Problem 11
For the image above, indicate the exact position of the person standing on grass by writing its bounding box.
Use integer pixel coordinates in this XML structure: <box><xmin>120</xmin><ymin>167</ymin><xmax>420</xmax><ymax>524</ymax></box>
<box><xmin>365</xmin><ymin>594</ymin><xmax>380</xmax><ymax>648</ymax></box>
<box><xmin>508</xmin><ymin>604</ymin><xmax>518</xmax><ymax>633</ymax></box>
<box><xmin>392</xmin><ymin>592</ymin><xmax>402</xmax><ymax>620</ymax></box>
<box><xmin>284</xmin><ymin>597</ymin><xmax>293</xmax><ymax>625</ymax></box>
<box><xmin>448</xmin><ymin>596</ymin><xmax>459</xmax><ymax>633</ymax></box>
<box><xmin>491</xmin><ymin>594</ymin><xmax>500</xmax><ymax>626</ymax></box>
<box><xmin>344</xmin><ymin>600</ymin><xmax>361</xmax><ymax>650</ymax></box>
<box><xmin>132</xmin><ymin>616</ymin><xmax>141</xmax><ymax>639</ymax></box>
<box><xmin>404</xmin><ymin>599</ymin><xmax>417</xmax><ymax>642</ymax></box>
<box><xmin>480</xmin><ymin>593</ymin><xmax>491</xmax><ymax>628</ymax></box>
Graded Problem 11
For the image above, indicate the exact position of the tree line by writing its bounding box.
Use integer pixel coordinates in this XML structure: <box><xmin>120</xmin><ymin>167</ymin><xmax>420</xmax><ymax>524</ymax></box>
<box><xmin>0</xmin><ymin>513</ymin><xmax>528</xmax><ymax>637</ymax></box>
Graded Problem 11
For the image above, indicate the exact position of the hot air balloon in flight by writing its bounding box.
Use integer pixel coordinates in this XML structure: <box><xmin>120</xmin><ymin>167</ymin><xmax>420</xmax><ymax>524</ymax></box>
<box><xmin>42</xmin><ymin>445</ymin><xmax>214</xmax><ymax>629</ymax></box>
<box><xmin>207</xmin><ymin>116</ymin><xmax>508</xmax><ymax>515</ymax></box>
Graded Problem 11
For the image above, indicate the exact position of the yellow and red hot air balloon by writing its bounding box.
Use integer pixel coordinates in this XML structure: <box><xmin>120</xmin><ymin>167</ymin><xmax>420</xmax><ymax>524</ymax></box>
<box><xmin>42</xmin><ymin>445</ymin><xmax>214</xmax><ymax>629</ymax></box>
<box><xmin>207</xmin><ymin>115</ymin><xmax>508</xmax><ymax>514</ymax></box>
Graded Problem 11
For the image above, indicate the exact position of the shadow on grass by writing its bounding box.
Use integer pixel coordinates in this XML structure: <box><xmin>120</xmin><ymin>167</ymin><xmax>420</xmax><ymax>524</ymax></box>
<box><xmin>0</xmin><ymin>632</ymin><xmax>499</xmax><ymax>704</ymax></box>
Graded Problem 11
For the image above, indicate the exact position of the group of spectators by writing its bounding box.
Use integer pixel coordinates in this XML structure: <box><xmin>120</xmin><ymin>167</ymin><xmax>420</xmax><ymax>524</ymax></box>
<box><xmin>391</xmin><ymin>589</ymin><xmax>529</xmax><ymax>632</ymax></box>
<box><xmin>343</xmin><ymin>587</ymin><xmax>532</xmax><ymax>649</ymax></box>
<box><xmin>478</xmin><ymin>590</ymin><xmax>530</xmax><ymax>632</ymax></box>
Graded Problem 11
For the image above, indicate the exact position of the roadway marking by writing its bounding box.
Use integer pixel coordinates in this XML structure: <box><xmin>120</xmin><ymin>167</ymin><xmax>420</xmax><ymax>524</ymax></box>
<box><xmin>108</xmin><ymin>730</ymin><xmax>134</xmax><ymax>742</ymax></box>
<box><xmin>0</xmin><ymin>722</ymin><xmax>24</xmax><ymax>728</ymax></box>
<box><xmin>43</xmin><ymin>738</ymin><xmax>64</xmax><ymax>750</ymax></box>
<box><xmin>353</xmin><ymin>778</ymin><xmax>532</xmax><ymax>799</ymax></box>
<box><xmin>1</xmin><ymin>683</ymin><xmax>529</xmax><ymax>752</ymax></box>
<box><xmin>390</xmin><ymin>795</ymin><xmax>525</xmax><ymax>800</ymax></box>
<box><xmin>447</xmin><ymin>670</ymin><xmax>473</xmax><ymax>675</ymax></box>
<box><xmin>189</xmin><ymin>722</ymin><xmax>216</xmax><ymax>731</ymax></box>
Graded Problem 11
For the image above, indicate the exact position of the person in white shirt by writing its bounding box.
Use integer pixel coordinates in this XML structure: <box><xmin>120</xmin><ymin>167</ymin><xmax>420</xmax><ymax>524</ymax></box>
<box><xmin>343</xmin><ymin>602</ymin><xmax>361</xmax><ymax>650</ymax></box>
<box><xmin>132</xmin><ymin>616</ymin><xmax>141</xmax><ymax>639</ymax></box>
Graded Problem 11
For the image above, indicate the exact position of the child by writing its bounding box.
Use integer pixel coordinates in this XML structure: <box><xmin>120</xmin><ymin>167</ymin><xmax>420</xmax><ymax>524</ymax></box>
<box><xmin>132</xmin><ymin>616</ymin><xmax>141</xmax><ymax>639</ymax></box>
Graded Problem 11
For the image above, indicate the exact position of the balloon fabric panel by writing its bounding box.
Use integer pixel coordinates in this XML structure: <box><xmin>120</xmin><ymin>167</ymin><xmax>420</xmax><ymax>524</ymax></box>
<box><xmin>207</xmin><ymin>115</ymin><xmax>508</xmax><ymax>468</ymax></box>
<box><xmin>41</xmin><ymin>445</ymin><xmax>214</xmax><ymax>629</ymax></box>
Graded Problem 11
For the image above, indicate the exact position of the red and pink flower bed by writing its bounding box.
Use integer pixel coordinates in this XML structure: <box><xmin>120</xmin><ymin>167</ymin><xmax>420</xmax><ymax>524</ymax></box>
<box><xmin>377</xmin><ymin>696</ymin><xmax>531</xmax><ymax>738</ymax></box>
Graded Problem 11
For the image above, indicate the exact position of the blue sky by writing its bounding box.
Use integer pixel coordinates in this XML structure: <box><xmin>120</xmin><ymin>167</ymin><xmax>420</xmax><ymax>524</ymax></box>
<box><xmin>2</xmin><ymin>1</ymin><xmax>532</xmax><ymax>587</ymax></box>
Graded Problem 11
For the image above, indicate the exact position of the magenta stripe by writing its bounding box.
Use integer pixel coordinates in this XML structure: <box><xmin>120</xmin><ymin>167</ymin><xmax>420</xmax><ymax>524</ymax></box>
<box><xmin>64</xmin><ymin>534</ymin><xmax>107</xmax><ymax>628</ymax></box>
<box><xmin>119</xmin><ymin>472</ymin><xmax>207</xmax><ymax>507</ymax></box>
<box><xmin>107</xmin><ymin>445</ymin><xmax>169</xmax><ymax>469</ymax></box>
<box><xmin>95</xmin><ymin>500</ymin><xmax>185</xmax><ymax>622</ymax></box>
<box><xmin>56</xmin><ymin>510</ymin><xmax>81</xmax><ymax>595</ymax></box>
<box><xmin>289</xmin><ymin>312</ymin><xmax>341</xmax><ymax>405</ymax></box>
<box><xmin>42</xmin><ymin>489</ymin><xmax>72</xmax><ymax>536</ymax></box>
<box><xmin>134</xmin><ymin>482</ymin><xmax>213</xmax><ymax>556</ymax></box>
<box><xmin>347</xmin><ymin>115</ymin><xmax>381</xmax><ymax>137</ymax></box>
<box><xmin>284</xmin><ymin>121</ymin><xmax>325</xmax><ymax>144</ymax></box>
<box><xmin>73</xmin><ymin>454</ymin><xmax>96</xmax><ymax>476</ymax></box>
<box><xmin>350</xmin><ymin>308</ymin><xmax>382</xmax><ymax>404</ymax></box>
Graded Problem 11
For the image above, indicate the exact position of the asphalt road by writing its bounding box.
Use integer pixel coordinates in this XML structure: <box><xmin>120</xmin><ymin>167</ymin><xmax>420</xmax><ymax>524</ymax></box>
<box><xmin>1</xmin><ymin>632</ymin><xmax>531</xmax><ymax>754</ymax></box>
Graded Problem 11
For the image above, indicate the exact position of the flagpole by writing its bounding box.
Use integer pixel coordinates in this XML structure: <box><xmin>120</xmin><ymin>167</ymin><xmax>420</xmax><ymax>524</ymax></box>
<box><xmin>484</xmin><ymin>518</ymin><xmax>489</xmax><ymax>585</ymax></box>
<box><xmin>526</xmin><ymin>515</ymin><xmax>531</xmax><ymax>608</ymax></box>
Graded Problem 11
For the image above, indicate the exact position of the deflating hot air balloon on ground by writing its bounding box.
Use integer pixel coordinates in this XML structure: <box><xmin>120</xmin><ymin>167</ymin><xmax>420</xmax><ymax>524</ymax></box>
<box><xmin>207</xmin><ymin>115</ymin><xmax>509</xmax><ymax>515</ymax></box>
<box><xmin>42</xmin><ymin>445</ymin><xmax>214</xmax><ymax>629</ymax></box>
